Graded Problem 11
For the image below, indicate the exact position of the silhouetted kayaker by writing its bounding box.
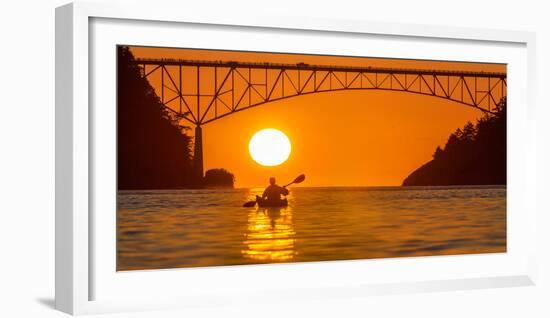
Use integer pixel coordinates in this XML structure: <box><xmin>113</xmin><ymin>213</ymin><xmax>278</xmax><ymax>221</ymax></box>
<box><xmin>243</xmin><ymin>174</ymin><xmax>304</xmax><ymax>207</ymax></box>
<box><xmin>260</xmin><ymin>177</ymin><xmax>289</xmax><ymax>204</ymax></box>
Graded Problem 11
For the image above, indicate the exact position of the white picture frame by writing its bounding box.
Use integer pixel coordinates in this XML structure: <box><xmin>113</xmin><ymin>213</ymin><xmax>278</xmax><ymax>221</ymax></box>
<box><xmin>55</xmin><ymin>1</ymin><xmax>537</xmax><ymax>315</ymax></box>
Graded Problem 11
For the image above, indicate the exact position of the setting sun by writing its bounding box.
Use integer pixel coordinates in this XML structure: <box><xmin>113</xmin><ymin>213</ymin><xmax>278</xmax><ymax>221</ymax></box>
<box><xmin>249</xmin><ymin>128</ymin><xmax>291</xmax><ymax>166</ymax></box>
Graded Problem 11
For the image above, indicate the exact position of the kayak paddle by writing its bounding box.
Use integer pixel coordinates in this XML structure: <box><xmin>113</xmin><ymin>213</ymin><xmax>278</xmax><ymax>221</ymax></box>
<box><xmin>283</xmin><ymin>174</ymin><xmax>306</xmax><ymax>187</ymax></box>
<box><xmin>243</xmin><ymin>200</ymin><xmax>257</xmax><ymax>207</ymax></box>
<box><xmin>242</xmin><ymin>174</ymin><xmax>306</xmax><ymax>207</ymax></box>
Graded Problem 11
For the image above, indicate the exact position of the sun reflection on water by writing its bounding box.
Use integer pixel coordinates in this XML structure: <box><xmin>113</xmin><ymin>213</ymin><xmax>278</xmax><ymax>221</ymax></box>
<box><xmin>241</xmin><ymin>206</ymin><xmax>296</xmax><ymax>262</ymax></box>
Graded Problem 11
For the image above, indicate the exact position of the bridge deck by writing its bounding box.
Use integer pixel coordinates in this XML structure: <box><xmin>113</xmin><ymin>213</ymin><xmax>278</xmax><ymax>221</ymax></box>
<box><xmin>134</xmin><ymin>58</ymin><xmax>507</xmax><ymax>78</ymax></box>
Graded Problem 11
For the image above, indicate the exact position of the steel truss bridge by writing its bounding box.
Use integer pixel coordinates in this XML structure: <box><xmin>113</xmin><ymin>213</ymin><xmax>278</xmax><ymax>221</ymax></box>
<box><xmin>134</xmin><ymin>58</ymin><xmax>507</xmax><ymax>180</ymax></box>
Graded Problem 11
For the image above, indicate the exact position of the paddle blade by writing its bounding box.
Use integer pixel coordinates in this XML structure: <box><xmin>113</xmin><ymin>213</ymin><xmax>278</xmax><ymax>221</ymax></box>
<box><xmin>293</xmin><ymin>174</ymin><xmax>306</xmax><ymax>184</ymax></box>
<box><xmin>243</xmin><ymin>201</ymin><xmax>257</xmax><ymax>207</ymax></box>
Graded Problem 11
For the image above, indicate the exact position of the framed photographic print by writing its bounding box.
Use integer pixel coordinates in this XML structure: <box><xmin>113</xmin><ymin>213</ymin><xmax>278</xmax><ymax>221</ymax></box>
<box><xmin>116</xmin><ymin>45</ymin><xmax>508</xmax><ymax>270</ymax></box>
<box><xmin>56</xmin><ymin>1</ymin><xmax>537</xmax><ymax>315</ymax></box>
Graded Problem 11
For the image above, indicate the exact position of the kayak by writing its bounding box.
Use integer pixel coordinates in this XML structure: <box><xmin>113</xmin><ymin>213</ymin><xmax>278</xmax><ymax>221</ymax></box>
<box><xmin>255</xmin><ymin>195</ymin><xmax>288</xmax><ymax>207</ymax></box>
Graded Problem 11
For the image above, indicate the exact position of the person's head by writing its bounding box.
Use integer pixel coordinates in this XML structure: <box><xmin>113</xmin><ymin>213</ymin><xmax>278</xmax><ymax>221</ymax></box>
<box><xmin>269</xmin><ymin>177</ymin><xmax>276</xmax><ymax>185</ymax></box>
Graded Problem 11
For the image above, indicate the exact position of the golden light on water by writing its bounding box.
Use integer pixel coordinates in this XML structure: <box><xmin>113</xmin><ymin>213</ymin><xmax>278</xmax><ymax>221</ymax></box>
<box><xmin>248</xmin><ymin>128</ymin><xmax>291</xmax><ymax>166</ymax></box>
<box><xmin>241</xmin><ymin>206</ymin><xmax>296</xmax><ymax>261</ymax></box>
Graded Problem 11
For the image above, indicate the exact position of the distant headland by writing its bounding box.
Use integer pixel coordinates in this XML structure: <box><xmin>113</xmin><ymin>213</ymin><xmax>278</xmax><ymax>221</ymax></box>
<box><xmin>402</xmin><ymin>99</ymin><xmax>506</xmax><ymax>186</ymax></box>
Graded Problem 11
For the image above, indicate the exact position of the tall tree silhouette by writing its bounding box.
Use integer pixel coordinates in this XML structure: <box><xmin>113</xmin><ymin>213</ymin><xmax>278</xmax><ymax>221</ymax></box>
<box><xmin>117</xmin><ymin>46</ymin><xmax>194</xmax><ymax>189</ymax></box>
<box><xmin>403</xmin><ymin>98</ymin><xmax>506</xmax><ymax>186</ymax></box>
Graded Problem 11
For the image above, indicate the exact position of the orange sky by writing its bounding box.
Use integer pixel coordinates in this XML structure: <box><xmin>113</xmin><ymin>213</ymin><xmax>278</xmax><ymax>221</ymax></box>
<box><xmin>128</xmin><ymin>46</ymin><xmax>506</xmax><ymax>188</ymax></box>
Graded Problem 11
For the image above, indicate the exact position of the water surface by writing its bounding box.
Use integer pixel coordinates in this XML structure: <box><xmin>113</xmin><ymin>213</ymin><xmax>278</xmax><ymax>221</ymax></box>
<box><xmin>117</xmin><ymin>186</ymin><xmax>506</xmax><ymax>270</ymax></box>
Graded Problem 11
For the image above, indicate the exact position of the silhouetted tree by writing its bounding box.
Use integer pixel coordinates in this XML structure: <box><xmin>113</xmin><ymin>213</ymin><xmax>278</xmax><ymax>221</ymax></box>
<box><xmin>203</xmin><ymin>169</ymin><xmax>235</xmax><ymax>188</ymax></box>
<box><xmin>461</xmin><ymin>122</ymin><xmax>476</xmax><ymax>141</ymax></box>
<box><xmin>403</xmin><ymin>98</ymin><xmax>506</xmax><ymax>186</ymax></box>
<box><xmin>117</xmin><ymin>46</ymin><xmax>194</xmax><ymax>189</ymax></box>
<box><xmin>432</xmin><ymin>146</ymin><xmax>444</xmax><ymax>160</ymax></box>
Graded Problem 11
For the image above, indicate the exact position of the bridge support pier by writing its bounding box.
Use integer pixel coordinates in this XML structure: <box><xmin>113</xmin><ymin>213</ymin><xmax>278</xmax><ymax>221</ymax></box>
<box><xmin>193</xmin><ymin>125</ymin><xmax>204</xmax><ymax>185</ymax></box>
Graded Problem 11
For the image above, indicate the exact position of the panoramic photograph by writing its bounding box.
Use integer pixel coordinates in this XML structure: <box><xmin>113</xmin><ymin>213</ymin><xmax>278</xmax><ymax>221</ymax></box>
<box><xmin>116</xmin><ymin>46</ymin><xmax>507</xmax><ymax>271</ymax></box>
